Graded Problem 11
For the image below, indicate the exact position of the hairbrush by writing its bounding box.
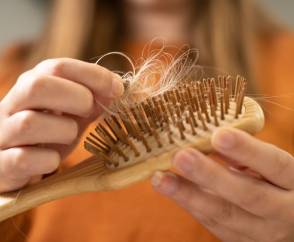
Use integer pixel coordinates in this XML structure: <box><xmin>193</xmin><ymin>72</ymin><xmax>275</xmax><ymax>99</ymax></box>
<box><xmin>0</xmin><ymin>75</ymin><xmax>264</xmax><ymax>222</ymax></box>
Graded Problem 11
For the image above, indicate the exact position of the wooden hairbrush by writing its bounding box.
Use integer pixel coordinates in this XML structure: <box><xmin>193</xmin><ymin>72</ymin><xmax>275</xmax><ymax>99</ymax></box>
<box><xmin>0</xmin><ymin>75</ymin><xmax>264</xmax><ymax>222</ymax></box>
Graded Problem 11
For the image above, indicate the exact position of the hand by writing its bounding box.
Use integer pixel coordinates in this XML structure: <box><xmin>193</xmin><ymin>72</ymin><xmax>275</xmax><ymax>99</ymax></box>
<box><xmin>0</xmin><ymin>58</ymin><xmax>124</xmax><ymax>193</ymax></box>
<box><xmin>152</xmin><ymin>128</ymin><xmax>294</xmax><ymax>242</ymax></box>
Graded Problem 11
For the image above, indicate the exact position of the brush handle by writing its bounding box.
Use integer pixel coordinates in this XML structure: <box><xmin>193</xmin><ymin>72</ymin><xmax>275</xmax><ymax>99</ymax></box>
<box><xmin>0</xmin><ymin>151</ymin><xmax>175</xmax><ymax>222</ymax></box>
<box><xmin>0</xmin><ymin>156</ymin><xmax>106</xmax><ymax>222</ymax></box>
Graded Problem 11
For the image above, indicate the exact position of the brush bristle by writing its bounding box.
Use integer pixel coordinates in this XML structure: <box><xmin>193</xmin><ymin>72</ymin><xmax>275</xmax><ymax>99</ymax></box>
<box><xmin>84</xmin><ymin>75</ymin><xmax>247</xmax><ymax>168</ymax></box>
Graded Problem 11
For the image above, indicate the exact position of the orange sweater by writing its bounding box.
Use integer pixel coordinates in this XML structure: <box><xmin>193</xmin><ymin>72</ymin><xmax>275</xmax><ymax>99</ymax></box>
<box><xmin>0</xmin><ymin>34</ymin><xmax>293</xmax><ymax>242</ymax></box>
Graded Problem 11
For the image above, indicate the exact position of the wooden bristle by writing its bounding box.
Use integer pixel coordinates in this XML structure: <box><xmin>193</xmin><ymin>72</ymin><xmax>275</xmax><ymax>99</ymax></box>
<box><xmin>85</xmin><ymin>75</ymin><xmax>248</xmax><ymax>168</ymax></box>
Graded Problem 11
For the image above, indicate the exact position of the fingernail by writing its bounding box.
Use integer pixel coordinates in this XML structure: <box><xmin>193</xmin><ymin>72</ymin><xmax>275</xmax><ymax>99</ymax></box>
<box><xmin>172</xmin><ymin>149</ymin><xmax>198</xmax><ymax>174</ymax></box>
<box><xmin>213</xmin><ymin>128</ymin><xmax>235</xmax><ymax>149</ymax></box>
<box><xmin>111</xmin><ymin>74</ymin><xmax>124</xmax><ymax>97</ymax></box>
<box><xmin>151</xmin><ymin>171</ymin><xmax>178</xmax><ymax>195</ymax></box>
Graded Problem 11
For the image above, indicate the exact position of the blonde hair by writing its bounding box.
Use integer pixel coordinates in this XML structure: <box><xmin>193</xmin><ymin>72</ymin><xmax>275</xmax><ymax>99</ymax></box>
<box><xmin>28</xmin><ymin>0</ymin><xmax>283</xmax><ymax>90</ymax></box>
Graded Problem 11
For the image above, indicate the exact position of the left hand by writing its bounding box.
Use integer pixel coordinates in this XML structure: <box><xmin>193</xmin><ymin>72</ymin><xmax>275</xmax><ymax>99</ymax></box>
<box><xmin>151</xmin><ymin>127</ymin><xmax>294</xmax><ymax>242</ymax></box>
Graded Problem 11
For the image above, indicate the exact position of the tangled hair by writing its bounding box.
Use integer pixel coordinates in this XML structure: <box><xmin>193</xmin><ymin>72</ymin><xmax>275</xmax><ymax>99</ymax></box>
<box><xmin>95</xmin><ymin>41</ymin><xmax>205</xmax><ymax>113</ymax></box>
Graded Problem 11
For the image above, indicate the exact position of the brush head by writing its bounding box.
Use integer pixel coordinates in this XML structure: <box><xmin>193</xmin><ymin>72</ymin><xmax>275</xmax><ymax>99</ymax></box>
<box><xmin>0</xmin><ymin>75</ymin><xmax>265</xmax><ymax>224</ymax></box>
<box><xmin>84</xmin><ymin>75</ymin><xmax>263</xmax><ymax>169</ymax></box>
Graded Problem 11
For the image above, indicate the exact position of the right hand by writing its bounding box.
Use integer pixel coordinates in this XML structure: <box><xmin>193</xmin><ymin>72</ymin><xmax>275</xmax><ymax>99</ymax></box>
<box><xmin>0</xmin><ymin>58</ymin><xmax>124</xmax><ymax>193</ymax></box>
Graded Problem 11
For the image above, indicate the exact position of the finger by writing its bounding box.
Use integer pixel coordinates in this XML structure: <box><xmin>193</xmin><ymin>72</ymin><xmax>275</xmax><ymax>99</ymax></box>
<box><xmin>2</xmin><ymin>73</ymin><xmax>94</xmax><ymax>117</ymax></box>
<box><xmin>0</xmin><ymin>110</ymin><xmax>78</xmax><ymax>149</ymax></box>
<box><xmin>171</xmin><ymin>148</ymin><xmax>290</xmax><ymax>219</ymax></box>
<box><xmin>34</xmin><ymin>58</ymin><xmax>124</xmax><ymax>98</ymax></box>
<box><xmin>0</xmin><ymin>147</ymin><xmax>60</xmax><ymax>192</ymax></box>
<box><xmin>212</xmin><ymin>128</ymin><xmax>294</xmax><ymax>190</ymax></box>
<box><xmin>152</xmin><ymin>172</ymin><xmax>264</xmax><ymax>241</ymax></box>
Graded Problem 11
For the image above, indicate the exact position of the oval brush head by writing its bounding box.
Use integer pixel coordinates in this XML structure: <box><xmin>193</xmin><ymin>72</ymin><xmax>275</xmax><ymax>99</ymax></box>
<box><xmin>0</xmin><ymin>75</ymin><xmax>264</xmax><ymax>223</ymax></box>
<box><xmin>84</xmin><ymin>75</ymin><xmax>264</xmax><ymax>170</ymax></box>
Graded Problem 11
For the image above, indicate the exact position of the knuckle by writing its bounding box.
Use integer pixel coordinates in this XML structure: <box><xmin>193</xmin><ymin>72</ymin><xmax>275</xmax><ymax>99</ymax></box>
<box><xmin>47</xmin><ymin>59</ymin><xmax>66</xmax><ymax>76</ymax></box>
<box><xmin>27</xmin><ymin>74</ymin><xmax>47</xmax><ymax>94</ymax></box>
<box><xmin>16</xmin><ymin>70</ymin><xmax>32</xmax><ymax>84</ymax></box>
<box><xmin>36</xmin><ymin>58</ymin><xmax>67</xmax><ymax>76</ymax></box>
<box><xmin>16</xmin><ymin>110</ymin><xmax>36</xmax><ymax>134</ymax></box>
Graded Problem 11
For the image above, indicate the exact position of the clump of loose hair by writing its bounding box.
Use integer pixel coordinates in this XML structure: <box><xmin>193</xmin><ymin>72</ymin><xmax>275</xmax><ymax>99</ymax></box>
<box><xmin>96</xmin><ymin>42</ymin><xmax>202</xmax><ymax>114</ymax></box>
